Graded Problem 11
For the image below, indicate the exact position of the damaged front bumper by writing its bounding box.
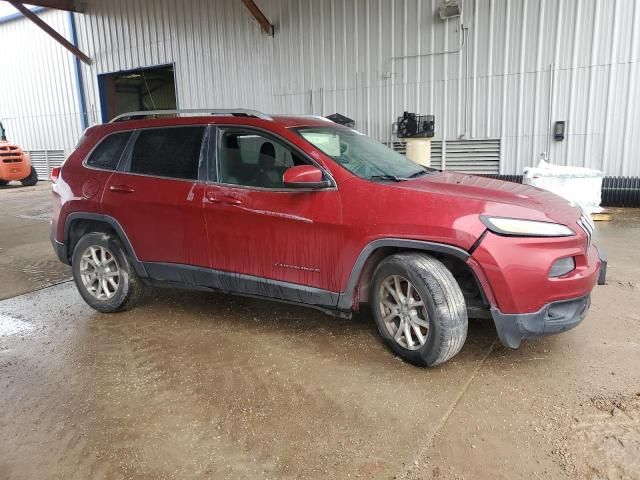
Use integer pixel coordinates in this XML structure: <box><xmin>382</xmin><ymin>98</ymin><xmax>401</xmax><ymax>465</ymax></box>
<box><xmin>491</xmin><ymin>295</ymin><xmax>591</xmax><ymax>349</ymax></box>
<box><xmin>491</xmin><ymin>245</ymin><xmax>607</xmax><ymax>349</ymax></box>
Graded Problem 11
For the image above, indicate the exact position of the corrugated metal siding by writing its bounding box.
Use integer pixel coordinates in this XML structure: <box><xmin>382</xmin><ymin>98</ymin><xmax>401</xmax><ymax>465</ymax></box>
<box><xmin>0</xmin><ymin>9</ymin><xmax>82</xmax><ymax>155</ymax></box>
<box><xmin>27</xmin><ymin>149</ymin><xmax>66</xmax><ymax>179</ymax></box>
<box><xmin>438</xmin><ymin>139</ymin><xmax>500</xmax><ymax>174</ymax></box>
<box><xmin>389</xmin><ymin>139</ymin><xmax>500</xmax><ymax>174</ymax></box>
<box><xmin>2</xmin><ymin>0</ymin><xmax>640</xmax><ymax>176</ymax></box>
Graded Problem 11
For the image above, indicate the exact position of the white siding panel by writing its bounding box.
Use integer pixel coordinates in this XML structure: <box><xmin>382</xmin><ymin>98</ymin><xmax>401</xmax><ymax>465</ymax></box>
<box><xmin>0</xmin><ymin>9</ymin><xmax>82</xmax><ymax>155</ymax></box>
<box><xmin>1</xmin><ymin>0</ymin><xmax>639</xmax><ymax>175</ymax></box>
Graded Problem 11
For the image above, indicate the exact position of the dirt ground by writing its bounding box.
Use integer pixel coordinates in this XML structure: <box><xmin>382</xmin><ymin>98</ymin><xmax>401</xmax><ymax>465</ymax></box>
<box><xmin>0</xmin><ymin>184</ymin><xmax>638</xmax><ymax>480</ymax></box>
<box><xmin>0</xmin><ymin>184</ymin><xmax>71</xmax><ymax>300</ymax></box>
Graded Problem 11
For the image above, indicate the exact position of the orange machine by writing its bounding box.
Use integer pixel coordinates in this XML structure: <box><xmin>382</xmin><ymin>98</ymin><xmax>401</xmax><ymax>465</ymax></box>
<box><xmin>0</xmin><ymin>121</ymin><xmax>38</xmax><ymax>186</ymax></box>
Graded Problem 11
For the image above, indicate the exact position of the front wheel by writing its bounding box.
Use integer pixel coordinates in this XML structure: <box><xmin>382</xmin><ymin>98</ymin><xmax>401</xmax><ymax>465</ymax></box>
<box><xmin>72</xmin><ymin>232</ymin><xmax>144</xmax><ymax>313</ymax></box>
<box><xmin>371</xmin><ymin>253</ymin><xmax>468</xmax><ymax>367</ymax></box>
<box><xmin>20</xmin><ymin>166</ymin><xmax>38</xmax><ymax>186</ymax></box>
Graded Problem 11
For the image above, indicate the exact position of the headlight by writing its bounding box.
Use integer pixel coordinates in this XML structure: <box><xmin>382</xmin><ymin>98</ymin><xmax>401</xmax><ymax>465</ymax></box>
<box><xmin>480</xmin><ymin>216</ymin><xmax>575</xmax><ymax>237</ymax></box>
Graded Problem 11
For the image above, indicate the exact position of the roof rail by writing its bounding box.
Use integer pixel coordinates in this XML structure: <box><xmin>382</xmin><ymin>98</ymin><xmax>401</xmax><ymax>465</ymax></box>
<box><xmin>109</xmin><ymin>108</ymin><xmax>272</xmax><ymax>123</ymax></box>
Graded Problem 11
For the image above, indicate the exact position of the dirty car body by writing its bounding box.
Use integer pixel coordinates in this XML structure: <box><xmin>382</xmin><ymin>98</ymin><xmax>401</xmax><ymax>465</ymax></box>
<box><xmin>50</xmin><ymin>110</ymin><xmax>606</xmax><ymax>366</ymax></box>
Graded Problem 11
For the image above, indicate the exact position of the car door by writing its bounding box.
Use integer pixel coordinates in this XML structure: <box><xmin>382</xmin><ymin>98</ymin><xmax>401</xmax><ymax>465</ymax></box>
<box><xmin>101</xmin><ymin>125</ymin><xmax>209</xmax><ymax>269</ymax></box>
<box><xmin>202</xmin><ymin>126</ymin><xmax>343</xmax><ymax>296</ymax></box>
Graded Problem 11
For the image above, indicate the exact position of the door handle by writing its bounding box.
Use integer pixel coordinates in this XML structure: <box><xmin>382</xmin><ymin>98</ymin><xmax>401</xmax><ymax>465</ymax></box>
<box><xmin>220</xmin><ymin>195</ymin><xmax>242</xmax><ymax>205</ymax></box>
<box><xmin>205</xmin><ymin>191</ymin><xmax>242</xmax><ymax>205</ymax></box>
<box><xmin>109</xmin><ymin>184</ymin><xmax>135</xmax><ymax>193</ymax></box>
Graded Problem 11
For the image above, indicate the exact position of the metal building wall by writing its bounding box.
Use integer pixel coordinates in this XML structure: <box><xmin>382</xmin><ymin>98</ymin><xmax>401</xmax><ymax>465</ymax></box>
<box><xmin>0</xmin><ymin>9</ymin><xmax>82</xmax><ymax>154</ymax></box>
<box><xmin>1</xmin><ymin>1</ymin><xmax>639</xmax><ymax>176</ymax></box>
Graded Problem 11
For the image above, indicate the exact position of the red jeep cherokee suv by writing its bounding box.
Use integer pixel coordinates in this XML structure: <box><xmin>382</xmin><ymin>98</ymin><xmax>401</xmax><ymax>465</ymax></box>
<box><xmin>51</xmin><ymin>109</ymin><xmax>606</xmax><ymax>366</ymax></box>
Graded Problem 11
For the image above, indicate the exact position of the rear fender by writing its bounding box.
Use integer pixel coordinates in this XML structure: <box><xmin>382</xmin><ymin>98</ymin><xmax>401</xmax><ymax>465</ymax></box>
<box><xmin>63</xmin><ymin>212</ymin><xmax>148</xmax><ymax>278</ymax></box>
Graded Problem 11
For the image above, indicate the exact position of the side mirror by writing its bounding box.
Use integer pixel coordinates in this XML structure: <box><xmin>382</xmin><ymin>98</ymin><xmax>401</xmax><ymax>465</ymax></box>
<box><xmin>283</xmin><ymin>165</ymin><xmax>331</xmax><ymax>189</ymax></box>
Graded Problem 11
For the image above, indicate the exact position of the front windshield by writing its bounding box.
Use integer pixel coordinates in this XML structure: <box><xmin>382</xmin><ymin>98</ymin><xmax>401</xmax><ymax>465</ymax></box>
<box><xmin>296</xmin><ymin>127</ymin><xmax>434</xmax><ymax>181</ymax></box>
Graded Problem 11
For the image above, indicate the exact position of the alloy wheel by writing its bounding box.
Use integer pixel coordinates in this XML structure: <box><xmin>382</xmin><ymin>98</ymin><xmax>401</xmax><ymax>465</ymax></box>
<box><xmin>79</xmin><ymin>245</ymin><xmax>120</xmax><ymax>300</ymax></box>
<box><xmin>378</xmin><ymin>275</ymin><xmax>429</xmax><ymax>350</ymax></box>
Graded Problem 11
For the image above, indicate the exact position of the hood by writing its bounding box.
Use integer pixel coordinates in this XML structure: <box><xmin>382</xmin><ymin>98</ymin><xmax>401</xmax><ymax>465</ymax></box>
<box><xmin>395</xmin><ymin>171</ymin><xmax>582</xmax><ymax>225</ymax></box>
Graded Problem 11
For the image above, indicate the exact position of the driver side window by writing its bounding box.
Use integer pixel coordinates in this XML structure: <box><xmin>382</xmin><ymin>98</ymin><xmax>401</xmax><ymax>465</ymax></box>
<box><xmin>217</xmin><ymin>129</ymin><xmax>308</xmax><ymax>188</ymax></box>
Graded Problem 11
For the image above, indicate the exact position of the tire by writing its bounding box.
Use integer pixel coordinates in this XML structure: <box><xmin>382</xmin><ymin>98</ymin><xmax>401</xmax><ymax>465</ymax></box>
<box><xmin>0</xmin><ymin>179</ymin><xmax>8</xmax><ymax>186</ymax></box>
<box><xmin>20</xmin><ymin>167</ymin><xmax>38</xmax><ymax>186</ymax></box>
<box><xmin>71</xmin><ymin>232</ymin><xmax>145</xmax><ymax>313</ymax></box>
<box><xmin>371</xmin><ymin>253</ymin><xmax>468</xmax><ymax>367</ymax></box>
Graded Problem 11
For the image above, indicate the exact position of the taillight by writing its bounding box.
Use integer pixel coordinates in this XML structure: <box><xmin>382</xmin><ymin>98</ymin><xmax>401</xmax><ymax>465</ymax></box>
<box><xmin>50</xmin><ymin>167</ymin><xmax>60</xmax><ymax>182</ymax></box>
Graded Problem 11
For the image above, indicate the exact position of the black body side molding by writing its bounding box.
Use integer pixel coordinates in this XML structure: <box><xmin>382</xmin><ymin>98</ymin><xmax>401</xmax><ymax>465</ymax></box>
<box><xmin>337</xmin><ymin>238</ymin><xmax>471</xmax><ymax>311</ymax></box>
<box><xmin>62</xmin><ymin>212</ymin><xmax>149</xmax><ymax>278</ymax></box>
<box><xmin>143</xmin><ymin>262</ymin><xmax>342</xmax><ymax>317</ymax></box>
<box><xmin>59</xmin><ymin>218</ymin><xmax>478</xmax><ymax>317</ymax></box>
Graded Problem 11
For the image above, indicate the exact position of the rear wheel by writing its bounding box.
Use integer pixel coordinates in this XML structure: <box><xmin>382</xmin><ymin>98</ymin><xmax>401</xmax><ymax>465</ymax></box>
<box><xmin>371</xmin><ymin>253</ymin><xmax>468</xmax><ymax>367</ymax></box>
<box><xmin>20</xmin><ymin>167</ymin><xmax>38</xmax><ymax>186</ymax></box>
<box><xmin>72</xmin><ymin>232</ymin><xmax>144</xmax><ymax>313</ymax></box>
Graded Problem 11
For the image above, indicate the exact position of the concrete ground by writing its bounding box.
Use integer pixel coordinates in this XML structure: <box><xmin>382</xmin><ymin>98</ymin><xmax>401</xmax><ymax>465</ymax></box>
<box><xmin>0</xmin><ymin>183</ymin><xmax>638</xmax><ymax>480</ymax></box>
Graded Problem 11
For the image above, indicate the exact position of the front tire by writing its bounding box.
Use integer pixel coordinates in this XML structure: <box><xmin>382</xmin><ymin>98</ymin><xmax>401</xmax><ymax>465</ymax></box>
<box><xmin>72</xmin><ymin>232</ymin><xmax>144</xmax><ymax>313</ymax></box>
<box><xmin>20</xmin><ymin>166</ymin><xmax>38</xmax><ymax>186</ymax></box>
<box><xmin>371</xmin><ymin>253</ymin><xmax>468</xmax><ymax>367</ymax></box>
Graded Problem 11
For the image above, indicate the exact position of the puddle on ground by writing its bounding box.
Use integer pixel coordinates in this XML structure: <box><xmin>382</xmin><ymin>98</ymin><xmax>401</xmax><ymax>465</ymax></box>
<box><xmin>0</xmin><ymin>313</ymin><xmax>34</xmax><ymax>336</ymax></box>
<box><xmin>16</xmin><ymin>212</ymin><xmax>51</xmax><ymax>221</ymax></box>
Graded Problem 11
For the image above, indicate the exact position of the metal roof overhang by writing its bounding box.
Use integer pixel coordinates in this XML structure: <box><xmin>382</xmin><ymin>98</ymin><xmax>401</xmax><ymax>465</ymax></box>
<box><xmin>1</xmin><ymin>0</ymin><xmax>274</xmax><ymax>65</ymax></box>
<box><xmin>5</xmin><ymin>0</ymin><xmax>85</xmax><ymax>12</ymax></box>
<box><xmin>5</xmin><ymin>1</ymin><xmax>90</xmax><ymax>63</ymax></box>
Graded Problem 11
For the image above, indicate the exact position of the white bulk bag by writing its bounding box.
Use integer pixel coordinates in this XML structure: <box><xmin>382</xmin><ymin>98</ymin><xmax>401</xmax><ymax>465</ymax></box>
<box><xmin>523</xmin><ymin>160</ymin><xmax>603</xmax><ymax>214</ymax></box>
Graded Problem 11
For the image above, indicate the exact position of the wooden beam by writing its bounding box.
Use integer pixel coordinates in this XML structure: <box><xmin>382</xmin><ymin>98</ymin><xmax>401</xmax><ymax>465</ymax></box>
<box><xmin>240</xmin><ymin>0</ymin><xmax>274</xmax><ymax>36</ymax></box>
<box><xmin>9</xmin><ymin>2</ymin><xmax>91</xmax><ymax>64</ymax></box>
<box><xmin>0</xmin><ymin>0</ymin><xmax>84</xmax><ymax>12</ymax></box>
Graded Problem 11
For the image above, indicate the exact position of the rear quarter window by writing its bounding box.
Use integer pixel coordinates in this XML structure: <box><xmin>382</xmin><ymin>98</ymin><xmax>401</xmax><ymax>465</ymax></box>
<box><xmin>129</xmin><ymin>126</ymin><xmax>205</xmax><ymax>180</ymax></box>
<box><xmin>86</xmin><ymin>131</ymin><xmax>131</xmax><ymax>170</ymax></box>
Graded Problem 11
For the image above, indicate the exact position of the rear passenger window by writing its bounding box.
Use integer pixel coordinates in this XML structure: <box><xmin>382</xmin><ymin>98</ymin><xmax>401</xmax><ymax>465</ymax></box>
<box><xmin>86</xmin><ymin>132</ymin><xmax>130</xmax><ymax>170</ymax></box>
<box><xmin>129</xmin><ymin>127</ymin><xmax>205</xmax><ymax>180</ymax></box>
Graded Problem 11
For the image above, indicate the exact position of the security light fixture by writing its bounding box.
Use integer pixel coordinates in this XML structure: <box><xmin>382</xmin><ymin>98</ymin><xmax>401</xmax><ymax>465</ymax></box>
<box><xmin>326</xmin><ymin>113</ymin><xmax>355</xmax><ymax>128</ymax></box>
<box><xmin>439</xmin><ymin>0</ymin><xmax>461</xmax><ymax>20</ymax></box>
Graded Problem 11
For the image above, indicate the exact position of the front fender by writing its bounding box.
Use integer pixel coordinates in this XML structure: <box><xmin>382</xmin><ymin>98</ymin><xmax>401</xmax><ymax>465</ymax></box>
<box><xmin>336</xmin><ymin>238</ymin><xmax>471</xmax><ymax>311</ymax></box>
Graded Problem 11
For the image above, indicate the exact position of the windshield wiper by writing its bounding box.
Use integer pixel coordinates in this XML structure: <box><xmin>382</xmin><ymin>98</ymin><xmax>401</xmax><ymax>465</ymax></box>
<box><xmin>368</xmin><ymin>174</ymin><xmax>405</xmax><ymax>182</ymax></box>
<box><xmin>406</xmin><ymin>169</ymin><xmax>431</xmax><ymax>178</ymax></box>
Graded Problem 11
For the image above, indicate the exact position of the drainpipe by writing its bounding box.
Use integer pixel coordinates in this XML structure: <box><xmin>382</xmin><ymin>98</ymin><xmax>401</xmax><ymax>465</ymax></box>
<box><xmin>545</xmin><ymin>63</ymin><xmax>555</xmax><ymax>162</ymax></box>
<box><xmin>68</xmin><ymin>12</ymin><xmax>88</xmax><ymax>130</ymax></box>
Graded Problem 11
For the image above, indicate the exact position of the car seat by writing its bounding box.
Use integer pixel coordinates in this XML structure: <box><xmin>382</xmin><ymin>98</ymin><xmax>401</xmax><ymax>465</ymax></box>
<box><xmin>256</xmin><ymin>142</ymin><xmax>281</xmax><ymax>187</ymax></box>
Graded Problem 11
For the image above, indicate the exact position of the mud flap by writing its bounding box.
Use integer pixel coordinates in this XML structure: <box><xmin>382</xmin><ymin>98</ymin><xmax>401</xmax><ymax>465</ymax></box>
<box><xmin>597</xmin><ymin>246</ymin><xmax>607</xmax><ymax>285</ymax></box>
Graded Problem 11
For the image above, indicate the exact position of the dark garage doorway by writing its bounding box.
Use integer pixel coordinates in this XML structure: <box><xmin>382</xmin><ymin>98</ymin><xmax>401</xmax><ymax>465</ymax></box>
<box><xmin>98</xmin><ymin>64</ymin><xmax>177</xmax><ymax>122</ymax></box>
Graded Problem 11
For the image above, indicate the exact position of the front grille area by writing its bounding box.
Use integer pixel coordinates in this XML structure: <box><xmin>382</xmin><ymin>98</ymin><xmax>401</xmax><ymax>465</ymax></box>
<box><xmin>0</xmin><ymin>145</ymin><xmax>23</xmax><ymax>163</ymax></box>
<box><xmin>577</xmin><ymin>212</ymin><xmax>595</xmax><ymax>248</ymax></box>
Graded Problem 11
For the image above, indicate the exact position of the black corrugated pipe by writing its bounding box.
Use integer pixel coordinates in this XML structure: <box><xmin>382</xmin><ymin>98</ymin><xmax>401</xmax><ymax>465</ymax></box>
<box><xmin>601</xmin><ymin>177</ymin><xmax>640</xmax><ymax>207</ymax></box>
<box><xmin>477</xmin><ymin>175</ymin><xmax>640</xmax><ymax>208</ymax></box>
